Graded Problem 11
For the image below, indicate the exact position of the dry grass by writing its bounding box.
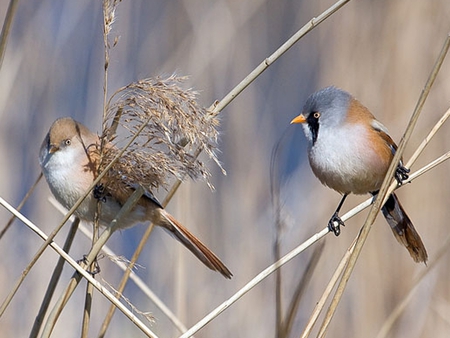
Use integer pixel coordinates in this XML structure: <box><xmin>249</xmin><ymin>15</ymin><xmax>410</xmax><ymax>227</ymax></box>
<box><xmin>100</xmin><ymin>75</ymin><xmax>222</xmax><ymax>193</ymax></box>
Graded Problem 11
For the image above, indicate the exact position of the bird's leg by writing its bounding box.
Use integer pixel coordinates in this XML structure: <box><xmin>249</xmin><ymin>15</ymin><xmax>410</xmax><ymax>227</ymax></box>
<box><xmin>328</xmin><ymin>194</ymin><xmax>348</xmax><ymax>236</ymax></box>
<box><xmin>395</xmin><ymin>163</ymin><xmax>410</xmax><ymax>185</ymax></box>
<box><xmin>77</xmin><ymin>255</ymin><xmax>101</xmax><ymax>276</ymax></box>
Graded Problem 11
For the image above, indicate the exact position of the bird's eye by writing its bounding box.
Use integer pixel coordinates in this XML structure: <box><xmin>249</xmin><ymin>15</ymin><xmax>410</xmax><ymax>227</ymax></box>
<box><xmin>64</xmin><ymin>139</ymin><xmax>71</xmax><ymax>146</ymax></box>
<box><xmin>313</xmin><ymin>112</ymin><xmax>320</xmax><ymax>119</ymax></box>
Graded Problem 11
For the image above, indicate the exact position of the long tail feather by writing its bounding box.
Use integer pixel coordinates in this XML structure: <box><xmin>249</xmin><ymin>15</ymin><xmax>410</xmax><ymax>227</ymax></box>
<box><xmin>158</xmin><ymin>209</ymin><xmax>232</xmax><ymax>278</ymax></box>
<box><xmin>381</xmin><ymin>194</ymin><xmax>428</xmax><ymax>263</ymax></box>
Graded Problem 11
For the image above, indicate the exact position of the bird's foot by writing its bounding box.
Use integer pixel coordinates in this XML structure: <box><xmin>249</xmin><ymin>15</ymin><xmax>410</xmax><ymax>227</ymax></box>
<box><xmin>328</xmin><ymin>212</ymin><xmax>345</xmax><ymax>236</ymax></box>
<box><xmin>93</xmin><ymin>184</ymin><xmax>107</xmax><ymax>203</ymax></box>
<box><xmin>395</xmin><ymin>165</ymin><xmax>410</xmax><ymax>185</ymax></box>
<box><xmin>77</xmin><ymin>255</ymin><xmax>101</xmax><ymax>276</ymax></box>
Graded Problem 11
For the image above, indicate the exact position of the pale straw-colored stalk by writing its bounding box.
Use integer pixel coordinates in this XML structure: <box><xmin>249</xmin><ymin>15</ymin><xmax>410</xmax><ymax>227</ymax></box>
<box><xmin>175</xmin><ymin>148</ymin><xmax>450</xmax><ymax>338</ymax></box>
<box><xmin>0</xmin><ymin>117</ymin><xmax>151</xmax><ymax>334</ymax></box>
<box><xmin>315</xmin><ymin>32</ymin><xmax>450</xmax><ymax>338</ymax></box>
<box><xmin>0</xmin><ymin>195</ymin><xmax>158</xmax><ymax>338</ymax></box>
<box><xmin>0</xmin><ymin>0</ymin><xmax>19</xmax><ymax>69</ymax></box>
<box><xmin>96</xmin><ymin>1</ymin><xmax>354</xmax><ymax>336</ymax></box>
<box><xmin>375</xmin><ymin>232</ymin><xmax>450</xmax><ymax>338</ymax></box>
<box><xmin>48</xmin><ymin>197</ymin><xmax>189</xmax><ymax>333</ymax></box>
<box><xmin>178</xmin><ymin>33</ymin><xmax>450</xmax><ymax>338</ymax></box>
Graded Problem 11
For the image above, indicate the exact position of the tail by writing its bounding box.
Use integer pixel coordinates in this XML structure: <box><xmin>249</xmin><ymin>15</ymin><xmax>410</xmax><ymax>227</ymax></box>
<box><xmin>157</xmin><ymin>209</ymin><xmax>232</xmax><ymax>279</ymax></box>
<box><xmin>381</xmin><ymin>194</ymin><xmax>428</xmax><ymax>263</ymax></box>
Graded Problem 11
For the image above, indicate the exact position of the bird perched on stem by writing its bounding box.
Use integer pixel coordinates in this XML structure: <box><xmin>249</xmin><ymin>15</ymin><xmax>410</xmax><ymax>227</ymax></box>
<box><xmin>39</xmin><ymin>117</ymin><xmax>232</xmax><ymax>278</ymax></box>
<box><xmin>291</xmin><ymin>86</ymin><xmax>427</xmax><ymax>263</ymax></box>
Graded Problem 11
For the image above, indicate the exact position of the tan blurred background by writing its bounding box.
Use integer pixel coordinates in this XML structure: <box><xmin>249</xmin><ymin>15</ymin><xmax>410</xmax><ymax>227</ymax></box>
<box><xmin>0</xmin><ymin>0</ymin><xmax>449</xmax><ymax>337</ymax></box>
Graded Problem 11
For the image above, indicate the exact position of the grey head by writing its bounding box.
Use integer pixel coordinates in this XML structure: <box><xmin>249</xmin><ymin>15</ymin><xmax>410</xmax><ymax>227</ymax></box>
<box><xmin>296</xmin><ymin>86</ymin><xmax>353</xmax><ymax>145</ymax></box>
<box><xmin>303</xmin><ymin>86</ymin><xmax>352</xmax><ymax>127</ymax></box>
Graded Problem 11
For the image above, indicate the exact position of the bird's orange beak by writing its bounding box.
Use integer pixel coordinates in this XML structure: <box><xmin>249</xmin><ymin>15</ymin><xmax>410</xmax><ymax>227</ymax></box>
<box><xmin>290</xmin><ymin>114</ymin><xmax>306</xmax><ymax>124</ymax></box>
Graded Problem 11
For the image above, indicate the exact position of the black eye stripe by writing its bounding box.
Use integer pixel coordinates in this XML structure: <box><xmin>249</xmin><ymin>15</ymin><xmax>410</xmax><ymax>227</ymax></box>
<box><xmin>307</xmin><ymin>113</ymin><xmax>320</xmax><ymax>145</ymax></box>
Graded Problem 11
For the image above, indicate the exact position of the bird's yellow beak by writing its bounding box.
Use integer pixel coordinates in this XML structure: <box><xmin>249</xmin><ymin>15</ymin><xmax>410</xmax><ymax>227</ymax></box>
<box><xmin>49</xmin><ymin>144</ymin><xmax>59</xmax><ymax>154</ymax></box>
<box><xmin>290</xmin><ymin>114</ymin><xmax>306</xmax><ymax>124</ymax></box>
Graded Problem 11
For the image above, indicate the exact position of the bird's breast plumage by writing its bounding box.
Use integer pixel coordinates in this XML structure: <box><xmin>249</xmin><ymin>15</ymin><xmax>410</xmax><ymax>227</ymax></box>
<box><xmin>308</xmin><ymin>123</ymin><xmax>391</xmax><ymax>194</ymax></box>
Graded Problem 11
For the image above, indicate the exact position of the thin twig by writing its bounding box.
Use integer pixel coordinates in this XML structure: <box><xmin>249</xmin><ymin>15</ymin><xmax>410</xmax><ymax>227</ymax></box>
<box><xmin>0</xmin><ymin>0</ymin><xmax>19</xmax><ymax>70</ymax></box>
<box><xmin>178</xmin><ymin>227</ymin><xmax>328</xmax><ymax>338</ymax></box>
<box><xmin>176</xmin><ymin>150</ymin><xmax>449</xmax><ymax>338</ymax></box>
<box><xmin>406</xmin><ymin>106</ymin><xmax>450</xmax><ymax>168</ymax></box>
<box><xmin>209</xmin><ymin>0</ymin><xmax>352</xmax><ymax>115</ymax></box>
<box><xmin>270</xmin><ymin>129</ymin><xmax>290</xmax><ymax>337</ymax></box>
<box><xmin>280</xmin><ymin>242</ymin><xmax>325</xmax><ymax>338</ymax></box>
<box><xmin>82</xmin><ymin>281</ymin><xmax>94</xmax><ymax>338</ymax></box>
<box><xmin>40</xmin><ymin>186</ymin><xmax>152</xmax><ymax>338</ymax></box>
<box><xmin>375</xmin><ymin>233</ymin><xmax>450</xmax><ymax>338</ymax></box>
<box><xmin>0</xmin><ymin>196</ymin><xmax>159</xmax><ymax>338</ymax></box>
<box><xmin>82</xmin><ymin>223</ymin><xmax>100</xmax><ymax>337</ymax></box>
<box><xmin>0</xmin><ymin>173</ymin><xmax>42</xmax><ymax>239</ymax></box>
<box><xmin>300</xmin><ymin>156</ymin><xmax>450</xmax><ymax>338</ymax></box>
<box><xmin>408</xmin><ymin>151</ymin><xmax>450</xmax><ymax>181</ymax></box>
<box><xmin>48</xmin><ymin>196</ymin><xmax>190</xmax><ymax>334</ymax></box>
<box><xmin>97</xmin><ymin>184</ymin><xmax>189</xmax><ymax>337</ymax></box>
<box><xmin>96</xmin><ymin>8</ymin><xmax>354</xmax><ymax>334</ymax></box>
<box><xmin>0</xmin><ymin>115</ymin><xmax>151</xmax><ymax>317</ymax></box>
<box><xmin>88</xmin><ymin>3</ymin><xmax>116</xmax><ymax>331</ymax></box>
<box><xmin>28</xmin><ymin>218</ymin><xmax>80</xmax><ymax>338</ymax></box>
<box><xmin>97</xmin><ymin>144</ymin><xmax>198</xmax><ymax>335</ymax></box>
<box><xmin>300</xmin><ymin>238</ymin><xmax>357</xmax><ymax>338</ymax></box>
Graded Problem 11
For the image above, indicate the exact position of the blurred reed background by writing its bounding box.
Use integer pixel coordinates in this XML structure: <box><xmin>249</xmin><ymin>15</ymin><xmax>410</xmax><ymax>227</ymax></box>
<box><xmin>0</xmin><ymin>0</ymin><xmax>449</xmax><ymax>337</ymax></box>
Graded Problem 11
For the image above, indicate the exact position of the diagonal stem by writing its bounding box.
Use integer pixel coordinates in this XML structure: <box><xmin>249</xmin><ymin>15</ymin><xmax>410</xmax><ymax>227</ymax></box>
<box><xmin>40</xmin><ymin>186</ymin><xmax>149</xmax><ymax>338</ymax></box>
<box><xmin>315</xmin><ymin>32</ymin><xmax>450</xmax><ymax>338</ymax></box>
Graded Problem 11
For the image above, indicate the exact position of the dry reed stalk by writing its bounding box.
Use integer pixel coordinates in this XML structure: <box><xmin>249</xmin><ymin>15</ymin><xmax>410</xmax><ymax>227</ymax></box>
<box><xmin>0</xmin><ymin>0</ymin><xmax>19</xmax><ymax>69</ymax></box>
<box><xmin>297</xmin><ymin>105</ymin><xmax>450</xmax><ymax>338</ymax></box>
<box><xmin>0</xmin><ymin>0</ymin><xmax>33</xmax><ymax>240</ymax></box>
<box><xmin>50</xmin><ymin>197</ymin><xmax>187</xmax><ymax>337</ymax></box>
<box><xmin>315</xmin><ymin>33</ymin><xmax>450</xmax><ymax>338</ymax></box>
<box><xmin>28</xmin><ymin>218</ymin><xmax>79</xmax><ymax>338</ymax></box>
<box><xmin>0</xmin><ymin>173</ymin><xmax>42</xmax><ymax>239</ymax></box>
<box><xmin>210</xmin><ymin>0</ymin><xmax>352</xmax><ymax>115</ymax></box>
<box><xmin>77</xmin><ymin>220</ymin><xmax>190</xmax><ymax>335</ymax></box>
<box><xmin>42</xmin><ymin>41</ymin><xmax>224</xmax><ymax>338</ymax></box>
<box><xmin>97</xmin><ymin>187</ymin><xmax>187</xmax><ymax>337</ymax></box>
<box><xmin>0</xmin><ymin>112</ymin><xmax>150</xmax><ymax>319</ymax></box>
<box><xmin>279</xmin><ymin>242</ymin><xmax>325</xmax><ymax>338</ymax></box>
<box><xmin>300</xmin><ymin>238</ymin><xmax>357</xmax><ymax>338</ymax></box>
<box><xmin>406</xmin><ymin>106</ymin><xmax>450</xmax><ymax>168</ymax></box>
<box><xmin>375</xmin><ymin>232</ymin><xmax>450</xmax><ymax>338</ymax></box>
<box><xmin>271</xmin><ymin>130</ymin><xmax>326</xmax><ymax>338</ymax></box>
<box><xmin>178</xmin><ymin>226</ymin><xmax>329</xmax><ymax>338</ymax></box>
<box><xmin>37</xmin><ymin>1</ymin><xmax>224</xmax><ymax>336</ymax></box>
<box><xmin>96</xmin><ymin>1</ymin><xmax>355</xmax><ymax>336</ymax></box>
<box><xmin>0</xmin><ymin>195</ymin><xmax>159</xmax><ymax>337</ymax></box>
<box><xmin>270</xmin><ymin>130</ymin><xmax>289</xmax><ymax>336</ymax></box>
<box><xmin>177</xmin><ymin>35</ymin><xmax>450</xmax><ymax>335</ymax></box>
<box><xmin>39</xmin><ymin>186</ymin><xmax>160</xmax><ymax>338</ymax></box>
<box><xmin>102</xmin><ymin>0</ymin><xmax>121</xmax><ymax>124</ymax></box>
<box><xmin>81</xmin><ymin>282</ymin><xmax>94</xmax><ymax>338</ymax></box>
<box><xmin>174</xmin><ymin>148</ymin><xmax>450</xmax><ymax>338</ymax></box>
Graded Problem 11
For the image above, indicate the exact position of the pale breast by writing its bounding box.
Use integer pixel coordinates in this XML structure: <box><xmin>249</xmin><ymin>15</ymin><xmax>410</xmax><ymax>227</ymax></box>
<box><xmin>308</xmin><ymin>124</ymin><xmax>391</xmax><ymax>194</ymax></box>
